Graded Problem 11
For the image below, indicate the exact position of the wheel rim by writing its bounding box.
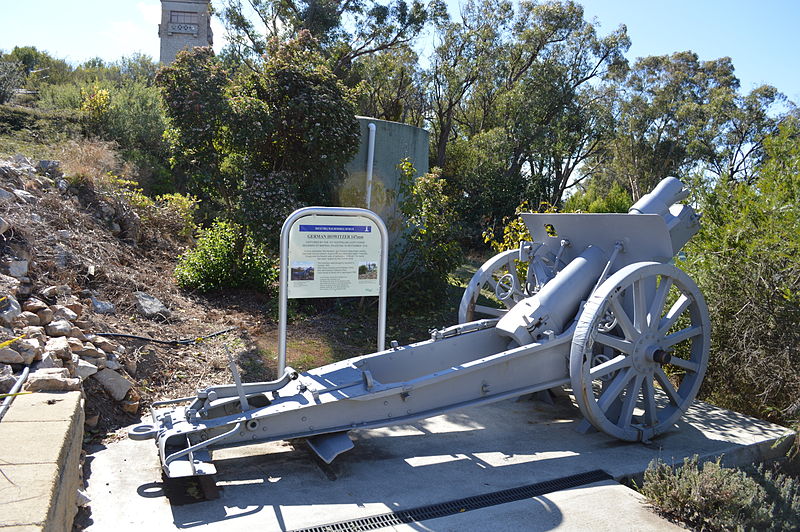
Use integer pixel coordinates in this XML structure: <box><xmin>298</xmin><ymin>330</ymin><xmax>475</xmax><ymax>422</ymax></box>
<box><xmin>458</xmin><ymin>249</ymin><xmax>528</xmax><ymax>323</ymax></box>
<box><xmin>569</xmin><ymin>262</ymin><xmax>710</xmax><ymax>441</ymax></box>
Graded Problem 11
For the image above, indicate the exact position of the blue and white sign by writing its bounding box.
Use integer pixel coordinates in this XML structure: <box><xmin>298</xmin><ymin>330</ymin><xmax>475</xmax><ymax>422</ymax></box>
<box><xmin>287</xmin><ymin>215</ymin><xmax>381</xmax><ymax>298</ymax></box>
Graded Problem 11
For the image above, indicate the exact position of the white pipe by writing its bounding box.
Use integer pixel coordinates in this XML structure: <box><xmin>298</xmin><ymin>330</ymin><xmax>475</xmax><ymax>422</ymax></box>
<box><xmin>365</xmin><ymin>122</ymin><xmax>376</xmax><ymax>209</ymax></box>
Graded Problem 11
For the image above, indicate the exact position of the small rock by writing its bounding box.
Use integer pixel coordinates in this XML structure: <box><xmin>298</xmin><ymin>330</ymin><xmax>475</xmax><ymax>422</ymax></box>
<box><xmin>56</xmin><ymin>229</ymin><xmax>72</xmax><ymax>240</ymax></box>
<box><xmin>15</xmin><ymin>283</ymin><xmax>32</xmax><ymax>297</ymax></box>
<box><xmin>0</xmin><ymin>364</ymin><xmax>14</xmax><ymax>393</ymax></box>
<box><xmin>6</xmin><ymin>260</ymin><xmax>28</xmax><ymax>278</ymax></box>
<box><xmin>0</xmin><ymin>347</ymin><xmax>23</xmax><ymax>364</ymax></box>
<box><xmin>0</xmin><ymin>188</ymin><xmax>14</xmax><ymax>203</ymax></box>
<box><xmin>34</xmin><ymin>352</ymin><xmax>63</xmax><ymax>370</ymax></box>
<box><xmin>65</xmin><ymin>302</ymin><xmax>83</xmax><ymax>318</ymax></box>
<box><xmin>0</xmin><ymin>294</ymin><xmax>22</xmax><ymax>326</ymax></box>
<box><xmin>132</xmin><ymin>291</ymin><xmax>171</xmax><ymax>319</ymax></box>
<box><xmin>18</xmin><ymin>311</ymin><xmax>40</xmax><ymax>326</ymax></box>
<box><xmin>67</xmin><ymin>337</ymin><xmax>84</xmax><ymax>352</ymax></box>
<box><xmin>13</xmin><ymin>189</ymin><xmax>37</xmax><ymax>204</ymax></box>
<box><xmin>81</xmin><ymin>356</ymin><xmax>106</xmax><ymax>369</ymax></box>
<box><xmin>68</xmin><ymin>326</ymin><xmax>86</xmax><ymax>340</ymax></box>
<box><xmin>84</xmin><ymin>414</ymin><xmax>99</xmax><ymax>428</ymax></box>
<box><xmin>76</xmin><ymin>359</ymin><xmax>98</xmax><ymax>380</ymax></box>
<box><xmin>45</xmin><ymin>319</ymin><xmax>72</xmax><ymax>336</ymax></box>
<box><xmin>92</xmin><ymin>368</ymin><xmax>132</xmax><ymax>401</ymax></box>
<box><xmin>76</xmin><ymin>488</ymin><xmax>90</xmax><ymax>507</ymax></box>
<box><xmin>0</xmin><ymin>216</ymin><xmax>9</xmax><ymax>234</ymax></box>
<box><xmin>29</xmin><ymin>213</ymin><xmax>42</xmax><ymax>223</ymax></box>
<box><xmin>15</xmin><ymin>338</ymin><xmax>43</xmax><ymax>364</ymax></box>
<box><xmin>51</xmin><ymin>305</ymin><xmax>78</xmax><ymax>322</ymax></box>
<box><xmin>77</xmin><ymin>342</ymin><xmax>100</xmax><ymax>358</ymax></box>
<box><xmin>36</xmin><ymin>308</ymin><xmax>53</xmax><ymax>325</ymax></box>
<box><xmin>22</xmin><ymin>297</ymin><xmax>48</xmax><ymax>313</ymax></box>
<box><xmin>24</xmin><ymin>368</ymin><xmax>81</xmax><ymax>392</ymax></box>
<box><xmin>74</xmin><ymin>319</ymin><xmax>91</xmax><ymax>331</ymax></box>
<box><xmin>90</xmin><ymin>296</ymin><xmax>115</xmax><ymax>315</ymax></box>
<box><xmin>21</xmin><ymin>325</ymin><xmax>46</xmax><ymax>341</ymax></box>
<box><xmin>36</xmin><ymin>160</ymin><xmax>62</xmax><ymax>177</ymax></box>
<box><xmin>90</xmin><ymin>336</ymin><xmax>118</xmax><ymax>353</ymax></box>
<box><xmin>41</xmin><ymin>285</ymin><xmax>71</xmax><ymax>298</ymax></box>
<box><xmin>123</xmin><ymin>358</ymin><xmax>137</xmax><ymax>376</ymax></box>
<box><xmin>44</xmin><ymin>337</ymin><xmax>72</xmax><ymax>360</ymax></box>
<box><xmin>104</xmin><ymin>359</ymin><xmax>122</xmax><ymax>371</ymax></box>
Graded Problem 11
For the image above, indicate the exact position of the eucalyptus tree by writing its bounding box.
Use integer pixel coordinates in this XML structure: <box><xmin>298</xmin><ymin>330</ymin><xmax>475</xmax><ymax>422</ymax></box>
<box><xmin>702</xmin><ymin>84</ymin><xmax>784</xmax><ymax>184</ymax></box>
<box><xmin>217</xmin><ymin>0</ymin><xmax>442</xmax><ymax>75</ymax></box>
<box><xmin>353</xmin><ymin>46</ymin><xmax>425</xmax><ymax>125</ymax></box>
<box><xmin>592</xmin><ymin>52</ymin><xmax>742</xmax><ymax>199</ymax></box>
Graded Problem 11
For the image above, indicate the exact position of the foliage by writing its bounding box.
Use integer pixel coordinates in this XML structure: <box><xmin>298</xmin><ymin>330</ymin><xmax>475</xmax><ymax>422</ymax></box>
<box><xmin>158</xmin><ymin>40</ymin><xmax>358</xmax><ymax>235</ymax></box>
<box><xmin>684</xmin><ymin>118</ymin><xmax>800</xmax><ymax>424</ymax></box>
<box><xmin>389</xmin><ymin>160</ymin><xmax>463</xmax><ymax>309</ymax></box>
<box><xmin>562</xmin><ymin>180</ymin><xmax>631</xmax><ymax>213</ymax></box>
<box><xmin>1</xmin><ymin>46</ymin><xmax>72</xmax><ymax>86</ymax></box>
<box><xmin>175</xmin><ymin>220</ymin><xmax>278</xmax><ymax>292</ymax></box>
<box><xmin>217</xmin><ymin>0</ymin><xmax>436</xmax><ymax>76</ymax></box>
<box><xmin>0</xmin><ymin>61</ymin><xmax>23</xmax><ymax>104</ymax></box>
<box><xmin>639</xmin><ymin>456</ymin><xmax>799</xmax><ymax>531</ymax></box>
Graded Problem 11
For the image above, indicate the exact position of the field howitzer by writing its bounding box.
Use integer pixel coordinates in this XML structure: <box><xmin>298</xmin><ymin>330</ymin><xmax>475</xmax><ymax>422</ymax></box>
<box><xmin>130</xmin><ymin>177</ymin><xmax>709</xmax><ymax>478</ymax></box>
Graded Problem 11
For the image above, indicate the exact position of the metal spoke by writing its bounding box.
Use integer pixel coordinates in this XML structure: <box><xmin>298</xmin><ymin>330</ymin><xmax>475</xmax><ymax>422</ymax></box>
<box><xmin>643</xmin><ymin>378</ymin><xmax>658</xmax><ymax>426</ymax></box>
<box><xmin>632</xmin><ymin>279</ymin><xmax>648</xmax><ymax>332</ymax></box>
<box><xmin>617</xmin><ymin>374</ymin><xmax>644</xmax><ymax>428</ymax></box>
<box><xmin>669</xmin><ymin>356</ymin><xmax>699</xmax><ymax>373</ymax></box>
<box><xmin>609</xmin><ymin>297</ymin><xmax>637</xmax><ymax>340</ymax></box>
<box><xmin>473</xmin><ymin>305</ymin><xmax>505</xmax><ymax>316</ymax></box>
<box><xmin>654</xmin><ymin>367</ymin><xmax>682</xmax><ymax>406</ymax></box>
<box><xmin>595</xmin><ymin>333</ymin><xmax>634</xmax><ymax>354</ymax></box>
<box><xmin>658</xmin><ymin>294</ymin><xmax>691</xmax><ymax>335</ymax></box>
<box><xmin>589</xmin><ymin>354</ymin><xmax>631</xmax><ymax>379</ymax></box>
<box><xmin>648</xmin><ymin>276</ymin><xmax>673</xmax><ymax>330</ymax></box>
<box><xmin>663</xmin><ymin>325</ymin><xmax>702</xmax><ymax>347</ymax></box>
<box><xmin>598</xmin><ymin>368</ymin><xmax>633</xmax><ymax>412</ymax></box>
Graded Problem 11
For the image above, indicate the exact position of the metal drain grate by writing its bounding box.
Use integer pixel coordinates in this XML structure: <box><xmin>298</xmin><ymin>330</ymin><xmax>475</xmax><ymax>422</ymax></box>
<box><xmin>290</xmin><ymin>469</ymin><xmax>612</xmax><ymax>532</ymax></box>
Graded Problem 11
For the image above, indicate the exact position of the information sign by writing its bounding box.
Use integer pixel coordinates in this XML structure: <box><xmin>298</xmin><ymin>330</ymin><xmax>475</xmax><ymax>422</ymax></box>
<box><xmin>287</xmin><ymin>215</ymin><xmax>381</xmax><ymax>298</ymax></box>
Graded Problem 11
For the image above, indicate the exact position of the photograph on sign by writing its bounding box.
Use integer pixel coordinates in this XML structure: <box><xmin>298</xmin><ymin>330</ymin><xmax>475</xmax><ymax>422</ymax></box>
<box><xmin>287</xmin><ymin>215</ymin><xmax>381</xmax><ymax>298</ymax></box>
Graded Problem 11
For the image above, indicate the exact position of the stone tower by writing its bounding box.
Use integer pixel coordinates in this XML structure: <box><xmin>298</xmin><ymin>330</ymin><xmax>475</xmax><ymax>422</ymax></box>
<box><xmin>158</xmin><ymin>0</ymin><xmax>213</xmax><ymax>64</ymax></box>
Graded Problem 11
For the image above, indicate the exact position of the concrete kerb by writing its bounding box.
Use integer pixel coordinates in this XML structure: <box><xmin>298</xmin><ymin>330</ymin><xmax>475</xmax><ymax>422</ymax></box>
<box><xmin>0</xmin><ymin>391</ymin><xmax>84</xmax><ymax>532</ymax></box>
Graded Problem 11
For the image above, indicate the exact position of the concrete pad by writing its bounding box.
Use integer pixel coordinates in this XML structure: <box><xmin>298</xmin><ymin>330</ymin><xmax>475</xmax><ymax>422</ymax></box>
<box><xmin>2</xmin><ymin>391</ymin><xmax>83</xmax><ymax>423</ymax></box>
<box><xmin>393</xmin><ymin>480</ymin><xmax>683</xmax><ymax>532</ymax></box>
<box><xmin>84</xmin><ymin>397</ymin><xmax>793</xmax><ymax>531</ymax></box>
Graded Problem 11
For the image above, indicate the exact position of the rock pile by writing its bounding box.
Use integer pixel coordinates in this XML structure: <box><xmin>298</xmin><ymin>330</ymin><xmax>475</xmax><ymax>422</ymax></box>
<box><xmin>0</xmin><ymin>155</ymin><xmax>141</xmax><ymax>414</ymax></box>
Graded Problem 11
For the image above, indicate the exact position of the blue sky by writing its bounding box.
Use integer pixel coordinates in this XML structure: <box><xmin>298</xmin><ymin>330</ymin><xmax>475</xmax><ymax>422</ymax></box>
<box><xmin>0</xmin><ymin>0</ymin><xmax>798</xmax><ymax>102</ymax></box>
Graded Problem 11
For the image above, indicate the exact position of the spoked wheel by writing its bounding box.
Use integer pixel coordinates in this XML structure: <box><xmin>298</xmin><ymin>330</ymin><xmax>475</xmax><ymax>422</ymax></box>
<box><xmin>569</xmin><ymin>261</ymin><xmax>710</xmax><ymax>442</ymax></box>
<box><xmin>459</xmin><ymin>249</ymin><xmax>529</xmax><ymax>323</ymax></box>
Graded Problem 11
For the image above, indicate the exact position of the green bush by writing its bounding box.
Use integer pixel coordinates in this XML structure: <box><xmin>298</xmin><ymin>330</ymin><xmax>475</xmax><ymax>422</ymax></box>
<box><xmin>640</xmin><ymin>456</ymin><xmax>799</xmax><ymax>531</ymax></box>
<box><xmin>389</xmin><ymin>160</ymin><xmax>463</xmax><ymax>309</ymax></box>
<box><xmin>175</xmin><ymin>220</ymin><xmax>277</xmax><ymax>292</ymax></box>
<box><xmin>562</xmin><ymin>180</ymin><xmax>632</xmax><ymax>213</ymax></box>
<box><xmin>0</xmin><ymin>61</ymin><xmax>24</xmax><ymax>104</ymax></box>
<box><xmin>684</xmin><ymin>119</ymin><xmax>800</xmax><ymax>425</ymax></box>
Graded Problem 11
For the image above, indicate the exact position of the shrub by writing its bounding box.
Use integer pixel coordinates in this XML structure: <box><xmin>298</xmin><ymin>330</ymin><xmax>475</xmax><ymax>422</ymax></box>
<box><xmin>562</xmin><ymin>180</ymin><xmax>632</xmax><ymax>213</ymax></box>
<box><xmin>175</xmin><ymin>220</ymin><xmax>277</xmax><ymax>292</ymax></box>
<box><xmin>0</xmin><ymin>61</ymin><xmax>24</xmax><ymax>104</ymax></box>
<box><xmin>639</xmin><ymin>456</ymin><xmax>799</xmax><ymax>531</ymax></box>
<box><xmin>684</xmin><ymin>119</ymin><xmax>800</xmax><ymax>424</ymax></box>
<box><xmin>389</xmin><ymin>160</ymin><xmax>463</xmax><ymax>309</ymax></box>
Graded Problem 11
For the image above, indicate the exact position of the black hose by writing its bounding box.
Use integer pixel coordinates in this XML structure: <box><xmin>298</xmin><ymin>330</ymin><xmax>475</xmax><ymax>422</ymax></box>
<box><xmin>95</xmin><ymin>326</ymin><xmax>238</xmax><ymax>346</ymax></box>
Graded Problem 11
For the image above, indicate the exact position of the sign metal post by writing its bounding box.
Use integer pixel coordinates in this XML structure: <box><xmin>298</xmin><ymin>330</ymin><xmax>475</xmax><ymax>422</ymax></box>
<box><xmin>278</xmin><ymin>207</ymin><xmax>388</xmax><ymax>375</ymax></box>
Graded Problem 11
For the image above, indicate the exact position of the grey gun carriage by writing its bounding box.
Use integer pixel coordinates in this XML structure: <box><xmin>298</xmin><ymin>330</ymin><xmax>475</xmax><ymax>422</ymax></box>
<box><xmin>129</xmin><ymin>176</ymin><xmax>710</xmax><ymax>478</ymax></box>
